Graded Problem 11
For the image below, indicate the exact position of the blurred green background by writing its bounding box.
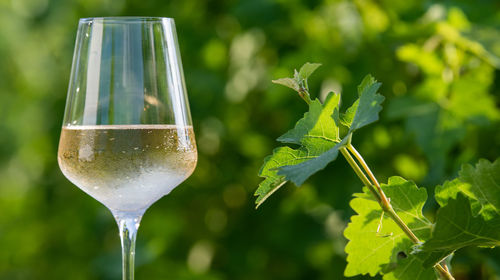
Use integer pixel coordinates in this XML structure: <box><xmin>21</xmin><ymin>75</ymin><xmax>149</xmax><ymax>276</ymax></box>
<box><xmin>0</xmin><ymin>0</ymin><xmax>499</xmax><ymax>279</ymax></box>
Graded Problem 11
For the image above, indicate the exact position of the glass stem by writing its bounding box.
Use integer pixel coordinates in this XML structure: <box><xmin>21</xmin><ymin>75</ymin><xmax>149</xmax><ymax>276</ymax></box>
<box><xmin>113</xmin><ymin>211</ymin><xmax>145</xmax><ymax>280</ymax></box>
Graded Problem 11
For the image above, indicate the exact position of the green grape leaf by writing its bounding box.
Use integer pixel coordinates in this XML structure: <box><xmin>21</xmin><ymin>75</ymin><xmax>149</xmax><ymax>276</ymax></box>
<box><xmin>435</xmin><ymin>159</ymin><xmax>500</xmax><ymax>218</ymax></box>
<box><xmin>277</xmin><ymin>136</ymin><xmax>348</xmax><ymax>186</ymax></box>
<box><xmin>255</xmin><ymin>147</ymin><xmax>298</xmax><ymax>208</ymax></box>
<box><xmin>272</xmin><ymin>77</ymin><xmax>299</xmax><ymax>92</ymax></box>
<box><xmin>278</xmin><ymin>92</ymin><xmax>340</xmax><ymax>145</ymax></box>
<box><xmin>339</xmin><ymin>99</ymin><xmax>358</xmax><ymax>128</ymax></box>
<box><xmin>458</xmin><ymin>159</ymin><xmax>500</xmax><ymax>214</ymax></box>
<box><xmin>255</xmin><ymin>92</ymin><xmax>341</xmax><ymax>207</ymax></box>
<box><xmin>271</xmin><ymin>62</ymin><xmax>321</xmax><ymax>94</ymax></box>
<box><xmin>420</xmin><ymin>194</ymin><xmax>500</xmax><ymax>267</ymax></box>
<box><xmin>277</xmin><ymin>75</ymin><xmax>384</xmax><ymax>186</ymax></box>
<box><xmin>298</xmin><ymin>62</ymin><xmax>322</xmax><ymax>81</ymax></box>
<box><xmin>341</xmin><ymin>75</ymin><xmax>384</xmax><ymax>133</ymax></box>
<box><xmin>344</xmin><ymin>177</ymin><xmax>435</xmax><ymax>278</ymax></box>
<box><xmin>435</xmin><ymin>178</ymin><xmax>484</xmax><ymax>217</ymax></box>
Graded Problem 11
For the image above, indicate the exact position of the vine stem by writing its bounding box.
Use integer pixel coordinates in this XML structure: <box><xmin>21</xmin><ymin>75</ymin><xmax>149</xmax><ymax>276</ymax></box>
<box><xmin>340</xmin><ymin>144</ymin><xmax>454</xmax><ymax>280</ymax></box>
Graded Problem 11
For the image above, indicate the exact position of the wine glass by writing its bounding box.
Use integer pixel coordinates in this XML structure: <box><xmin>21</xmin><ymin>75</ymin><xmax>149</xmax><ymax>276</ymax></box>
<box><xmin>57</xmin><ymin>17</ymin><xmax>197</xmax><ymax>279</ymax></box>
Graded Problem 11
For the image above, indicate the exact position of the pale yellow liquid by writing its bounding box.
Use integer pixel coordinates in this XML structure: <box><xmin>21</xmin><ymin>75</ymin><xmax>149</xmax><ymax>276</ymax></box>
<box><xmin>58</xmin><ymin>125</ymin><xmax>197</xmax><ymax>212</ymax></box>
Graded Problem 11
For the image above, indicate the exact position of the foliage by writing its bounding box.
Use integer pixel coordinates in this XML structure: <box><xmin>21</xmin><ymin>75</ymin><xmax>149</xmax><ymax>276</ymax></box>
<box><xmin>256</xmin><ymin>63</ymin><xmax>500</xmax><ymax>279</ymax></box>
<box><xmin>420</xmin><ymin>159</ymin><xmax>500</xmax><ymax>266</ymax></box>
<box><xmin>255</xmin><ymin>91</ymin><xmax>340</xmax><ymax>206</ymax></box>
<box><xmin>0</xmin><ymin>0</ymin><xmax>499</xmax><ymax>279</ymax></box>
<box><xmin>344</xmin><ymin>177</ymin><xmax>434</xmax><ymax>279</ymax></box>
<box><xmin>257</xmin><ymin>72</ymin><xmax>383</xmax><ymax>201</ymax></box>
<box><xmin>435</xmin><ymin>159</ymin><xmax>500</xmax><ymax>217</ymax></box>
<box><xmin>388</xmin><ymin>7</ymin><xmax>500</xmax><ymax>184</ymax></box>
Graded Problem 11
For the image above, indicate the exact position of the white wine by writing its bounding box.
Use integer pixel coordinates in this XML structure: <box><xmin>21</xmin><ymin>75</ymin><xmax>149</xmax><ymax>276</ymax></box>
<box><xmin>58</xmin><ymin>125</ymin><xmax>197</xmax><ymax>212</ymax></box>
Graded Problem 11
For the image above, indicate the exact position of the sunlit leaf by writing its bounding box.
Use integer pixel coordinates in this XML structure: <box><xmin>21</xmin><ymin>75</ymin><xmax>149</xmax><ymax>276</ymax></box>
<box><xmin>344</xmin><ymin>177</ymin><xmax>435</xmax><ymax>278</ymax></box>
<box><xmin>255</xmin><ymin>92</ymin><xmax>341</xmax><ymax>206</ymax></box>
<box><xmin>298</xmin><ymin>62</ymin><xmax>322</xmax><ymax>81</ymax></box>
<box><xmin>272</xmin><ymin>77</ymin><xmax>299</xmax><ymax>92</ymax></box>
<box><xmin>340</xmin><ymin>75</ymin><xmax>384</xmax><ymax>133</ymax></box>
<box><xmin>278</xmin><ymin>92</ymin><xmax>340</xmax><ymax>145</ymax></box>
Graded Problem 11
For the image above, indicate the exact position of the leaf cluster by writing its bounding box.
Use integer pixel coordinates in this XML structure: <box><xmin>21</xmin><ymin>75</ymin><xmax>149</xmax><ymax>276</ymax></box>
<box><xmin>256</xmin><ymin>63</ymin><xmax>500</xmax><ymax>279</ymax></box>
<box><xmin>256</xmin><ymin>64</ymin><xmax>384</xmax><ymax>207</ymax></box>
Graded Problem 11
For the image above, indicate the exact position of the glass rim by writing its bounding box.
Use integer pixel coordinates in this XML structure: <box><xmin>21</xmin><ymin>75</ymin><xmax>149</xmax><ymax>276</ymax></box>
<box><xmin>79</xmin><ymin>17</ymin><xmax>174</xmax><ymax>23</ymax></box>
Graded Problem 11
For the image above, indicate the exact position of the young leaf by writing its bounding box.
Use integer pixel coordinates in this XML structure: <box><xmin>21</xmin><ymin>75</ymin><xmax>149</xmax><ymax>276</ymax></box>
<box><xmin>272</xmin><ymin>77</ymin><xmax>299</xmax><ymax>92</ymax></box>
<box><xmin>278</xmin><ymin>92</ymin><xmax>341</xmax><ymax>145</ymax></box>
<box><xmin>346</xmin><ymin>75</ymin><xmax>384</xmax><ymax>133</ymax></box>
<box><xmin>420</xmin><ymin>194</ymin><xmax>500</xmax><ymax>266</ymax></box>
<box><xmin>271</xmin><ymin>63</ymin><xmax>321</xmax><ymax>103</ymax></box>
<box><xmin>298</xmin><ymin>62</ymin><xmax>322</xmax><ymax>81</ymax></box>
<box><xmin>255</xmin><ymin>92</ymin><xmax>341</xmax><ymax>206</ymax></box>
<box><xmin>339</xmin><ymin>99</ymin><xmax>358</xmax><ymax>128</ymax></box>
<box><xmin>271</xmin><ymin>62</ymin><xmax>321</xmax><ymax>93</ymax></box>
<box><xmin>344</xmin><ymin>177</ymin><xmax>435</xmax><ymax>278</ymax></box>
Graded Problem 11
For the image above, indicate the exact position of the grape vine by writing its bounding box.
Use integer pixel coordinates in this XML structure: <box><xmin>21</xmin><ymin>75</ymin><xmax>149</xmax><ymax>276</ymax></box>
<box><xmin>255</xmin><ymin>63</ymin><xmax>500</xmax><ymax>279</ymax></box>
